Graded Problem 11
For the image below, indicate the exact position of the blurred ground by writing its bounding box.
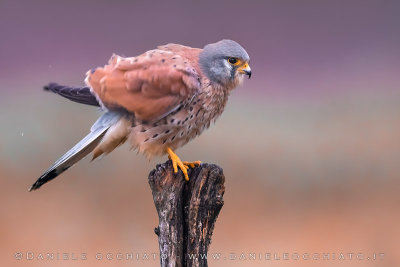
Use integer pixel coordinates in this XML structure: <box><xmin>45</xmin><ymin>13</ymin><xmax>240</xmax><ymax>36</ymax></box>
<box><xmin>1</xmin><ymin>0</ymin><xmax>400</xmax><ymax>266</ymax></box>
<box><xmin>1</xmin><ymin>91</ymin><xmax>400</xmax><ymax>267</ymax></box>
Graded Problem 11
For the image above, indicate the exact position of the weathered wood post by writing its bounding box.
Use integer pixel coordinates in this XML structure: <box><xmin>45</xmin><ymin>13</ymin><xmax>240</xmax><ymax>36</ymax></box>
<box><xmin>148</xmin><ymin>160</ymin><xmax>225</xmax><ymax>267</ymax></box>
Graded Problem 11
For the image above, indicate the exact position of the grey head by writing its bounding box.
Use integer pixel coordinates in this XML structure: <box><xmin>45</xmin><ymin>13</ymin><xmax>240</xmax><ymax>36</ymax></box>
<box><xmin>199</xmin><ymin>39</ymin><xmax>251</xmax><ymax>87</ymax></box>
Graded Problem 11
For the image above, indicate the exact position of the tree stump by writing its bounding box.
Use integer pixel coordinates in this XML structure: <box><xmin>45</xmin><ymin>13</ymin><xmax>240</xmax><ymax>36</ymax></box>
<box><xmin>148</xmin><ymin>160</ymin><xmax>225</xmax><ymax>267</ymax></box>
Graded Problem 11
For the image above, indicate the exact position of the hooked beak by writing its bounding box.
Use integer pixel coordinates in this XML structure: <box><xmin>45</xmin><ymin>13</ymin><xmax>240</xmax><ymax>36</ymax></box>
<box><xmin>238</xmin><ymin>63</ymin><xmax>252</xmax><ymax>79</ymax></box>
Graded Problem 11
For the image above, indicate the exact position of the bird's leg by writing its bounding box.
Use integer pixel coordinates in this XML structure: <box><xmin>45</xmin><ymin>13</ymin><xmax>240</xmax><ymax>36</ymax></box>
<box><xmin>166</xmin><ymin>147</ymin><xmax>201</xmax><ymax>181</ymax></box>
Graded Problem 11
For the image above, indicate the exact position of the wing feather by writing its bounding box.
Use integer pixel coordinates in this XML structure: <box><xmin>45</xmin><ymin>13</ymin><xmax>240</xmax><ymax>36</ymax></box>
<box><xmin>44</xmin><ymin>83</ymin><xmax>100</xmax><ymax>106</ymax></box>
<box><xmin>86</xmin><ymin>46</ymin><xmax>202</xmax><ymax>122</ymax></box>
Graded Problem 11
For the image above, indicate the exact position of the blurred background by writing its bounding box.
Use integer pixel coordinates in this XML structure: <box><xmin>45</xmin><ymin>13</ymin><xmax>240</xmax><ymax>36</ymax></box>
<box><xmin>1</xmin><ymin>0</ymin><xmax>399</xmax><ymax>266</ymax></box>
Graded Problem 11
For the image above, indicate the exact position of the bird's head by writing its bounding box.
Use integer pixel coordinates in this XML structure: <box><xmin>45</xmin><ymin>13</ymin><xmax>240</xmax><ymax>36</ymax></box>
<box><xmin>199</xmin><ymin>39</ymin><xmax>251</xmax><ymax>89</ymax></box>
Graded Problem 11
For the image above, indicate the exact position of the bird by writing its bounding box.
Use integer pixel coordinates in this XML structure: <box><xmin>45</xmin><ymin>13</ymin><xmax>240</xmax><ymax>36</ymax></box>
<box><xmin>29</xmin><ymin>39</ymin><xmax>251</xmax><ymax>191</ymax></box>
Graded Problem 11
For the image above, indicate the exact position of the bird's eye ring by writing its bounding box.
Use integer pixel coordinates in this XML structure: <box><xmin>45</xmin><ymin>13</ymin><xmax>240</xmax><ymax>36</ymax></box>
<box><xmin>228</xmin><ymin>57</ymin><xmax>240</xmax><ymax>65</ymax></box>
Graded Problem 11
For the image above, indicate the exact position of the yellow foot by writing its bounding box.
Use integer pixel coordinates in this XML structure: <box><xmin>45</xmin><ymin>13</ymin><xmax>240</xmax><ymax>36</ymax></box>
<box><xmin>166</xmin><ymin>147</ymin><xmax>201</xmax><ymax>181</ymax></box>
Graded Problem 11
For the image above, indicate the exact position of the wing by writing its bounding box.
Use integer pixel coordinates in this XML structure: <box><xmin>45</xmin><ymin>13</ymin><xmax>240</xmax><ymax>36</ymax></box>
<box><xmin>44</xmin><ymin>83</ymin><xmax>100</xmax><ymax>106</ymax></box>
<box><xmin>86</xmin><ymin>46</ymin><xmax>202</xmax><ymax>122</ymax></box>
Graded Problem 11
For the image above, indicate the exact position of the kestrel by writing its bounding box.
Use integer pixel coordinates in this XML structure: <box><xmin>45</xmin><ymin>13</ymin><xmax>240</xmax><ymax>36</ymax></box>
<box><xmin>29</xmin><ymin>40</ymin><xmax>251</xmax><ymax>191</ymax></box>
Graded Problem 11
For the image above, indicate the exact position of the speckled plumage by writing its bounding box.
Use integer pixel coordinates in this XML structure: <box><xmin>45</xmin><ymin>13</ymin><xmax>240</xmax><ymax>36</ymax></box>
<box><xmin>30</xmin><ymin>40</ymin><xmax>251</xmax><ymax>190</ymax></box>
<box><xmin>87</xmin><ymin>41</ymin><xmax>248</xmax><ymax>159</ymax></box>
<box><xmin>128</xmin><ymin>75</ymin><xmax>234</xmax><ymax>158</ymax></box>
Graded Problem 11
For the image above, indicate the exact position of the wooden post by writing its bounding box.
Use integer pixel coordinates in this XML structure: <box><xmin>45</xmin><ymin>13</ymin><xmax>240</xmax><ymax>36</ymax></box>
<box><xmin>148</xmin><ymin>160</ymin><xmax>225</xmax><ymax>267</ymax></box>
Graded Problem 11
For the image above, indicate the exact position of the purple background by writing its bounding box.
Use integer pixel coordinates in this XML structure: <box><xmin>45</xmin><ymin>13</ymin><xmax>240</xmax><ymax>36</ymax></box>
<box><xmin>1</xmin><ymin>0</ymin><xmax>399</xmax><ymax>98</ymax></box>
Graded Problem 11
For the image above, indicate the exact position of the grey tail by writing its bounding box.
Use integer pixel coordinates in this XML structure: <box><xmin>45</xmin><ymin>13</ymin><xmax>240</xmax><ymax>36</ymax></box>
<box><xmin>44</xmin><ymin>83</ymin><xmax>100</xmax><ymax>107</ymax></box>
<box><xmin>29</xmin><ymin>112</ymin><xmax>120</xmax><ymax>191</ymax></box>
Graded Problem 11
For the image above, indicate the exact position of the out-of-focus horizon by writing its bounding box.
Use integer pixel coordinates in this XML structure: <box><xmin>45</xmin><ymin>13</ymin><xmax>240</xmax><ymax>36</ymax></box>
<box><xmin>1</xmin><ymin>0</ymin><xmax>400</xmax><ymax>266</ymax></box>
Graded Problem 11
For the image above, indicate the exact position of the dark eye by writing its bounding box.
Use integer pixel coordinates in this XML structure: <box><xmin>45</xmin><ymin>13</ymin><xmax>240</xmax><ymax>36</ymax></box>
<box><xmin>228</xmin><ymin>57</ymin><xmax>238</xmax><ymax>65</ymax></box>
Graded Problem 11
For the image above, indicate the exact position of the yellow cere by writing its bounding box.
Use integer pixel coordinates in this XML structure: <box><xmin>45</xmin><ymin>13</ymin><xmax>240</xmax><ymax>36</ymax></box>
<box><xmin>241</xmin><ymin>62</ymin><xmax>249</xmax><ymax>69</ymax></box>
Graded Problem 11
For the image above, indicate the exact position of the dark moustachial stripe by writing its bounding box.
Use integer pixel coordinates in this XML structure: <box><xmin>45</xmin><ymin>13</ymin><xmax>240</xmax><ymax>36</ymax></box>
<box><xmin>230</xmin><ymin>67</ymin><xmax>236</xmax><ymax>80</ymax></box>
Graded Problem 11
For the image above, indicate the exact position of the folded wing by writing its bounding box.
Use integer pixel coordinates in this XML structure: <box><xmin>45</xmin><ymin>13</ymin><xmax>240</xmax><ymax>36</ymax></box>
<box><xmin>44</xmin><ymin>83</ymin><xmax>100</xmax><ymax>107</ymax></box>
<box><xmin>86</xmin><ymin>46</ymin><xmax>202</xmax><ymax>122</ymax></box>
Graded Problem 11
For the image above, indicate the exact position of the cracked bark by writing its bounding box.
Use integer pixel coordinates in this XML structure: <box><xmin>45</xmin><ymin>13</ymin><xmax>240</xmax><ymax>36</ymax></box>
<box><xmin>148</xmin><ymin>160</ymin><xmax>225</xmax><ymax>267</ymax></box>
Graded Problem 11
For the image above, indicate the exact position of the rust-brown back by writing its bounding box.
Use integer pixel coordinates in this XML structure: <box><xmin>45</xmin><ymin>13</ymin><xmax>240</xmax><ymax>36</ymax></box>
<box><xmin>86</xmin><ymin>44</ymin><xmax>203</xmax><ymax>122</ymax></box>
